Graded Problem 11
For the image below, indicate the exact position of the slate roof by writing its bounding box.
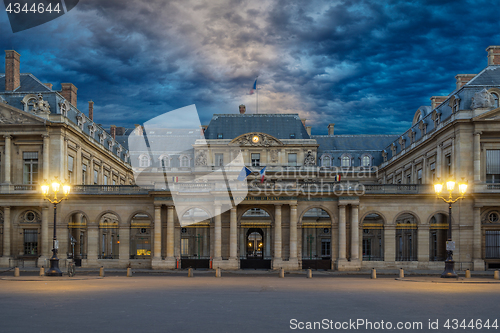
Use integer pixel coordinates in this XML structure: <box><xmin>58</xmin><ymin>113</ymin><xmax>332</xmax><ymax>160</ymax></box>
<box><xmin>312</xmin><ymin>135</ymin><xmax>399</xmax><ymax>152</ymax></box>
<box><xmin>467</xmin><ymin>66</ymin><xmax>500</xmax><ymax>86</ymax></box>
<box><xmin>0</xmin><ymin>73</ymin><xmax>52</xmax><ymax>92</ymax></box>
<box><xmin>203</xmin><ymin>114</ymin><xmax>310</xmax><ymax>140</ymax></box>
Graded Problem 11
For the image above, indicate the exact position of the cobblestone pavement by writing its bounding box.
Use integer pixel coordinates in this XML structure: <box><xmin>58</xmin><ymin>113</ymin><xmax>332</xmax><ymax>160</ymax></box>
<box><xmin>0</xmin><ymin>273</ymin><xmax>499</xmax><ymax>332</ymax></box>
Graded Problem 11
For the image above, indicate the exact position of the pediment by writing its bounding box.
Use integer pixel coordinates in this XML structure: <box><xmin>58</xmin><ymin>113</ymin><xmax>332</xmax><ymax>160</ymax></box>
<box><xmin>229</xmin><ymin>132</ymin><xmax>283</xmax><ymax>147</ymax></box>
<box><xmin>0</xmin><ymin>103</ymin><xmax>47</xmax><ymax>125</ymax></box>
<box><xmin>473</xmin><ymin>107</ymin><xmax>500</xmax><ymax>121</ymax></box>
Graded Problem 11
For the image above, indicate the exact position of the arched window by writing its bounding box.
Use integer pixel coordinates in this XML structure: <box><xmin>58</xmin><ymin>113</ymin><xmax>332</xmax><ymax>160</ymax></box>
<box><xmin>452</xmin><ymin>98</ymin><xmax>460</xmax><ymax>113</ymax></box>
<box><xmin>181</xmin><ymin>156</ymin><xmax>189</xmax><ymax>167</ymax></box>
<box><xmin>301</xmin><ymin>208</ymin><xmax>332</xmax><ymax>264</ymax></box>
<box><xmin>429</xmin><ymin>213</ymin><xmax>447</xmax><ymax>261</ymax></box>
<box><xmin>139</xmin><ymin>155</ymin><xmax>150</xmax><ymax>168</ymax></box>
<box><xmin>361</xmin><ymin>155</ymin><xmax>371</xmax><ymax>167</ymax></box>
<box><xmin>160</xmin><ymin>155</ymin><xmax>170</xmax><ymax>168</ymax></box>
<box><xmin>130</xmin><ymin>213</ymin><xmax>152</xmax><ymax>258</ymax></box>
<box><xmin>395</xmin><ymin>213</ymin><xmax>418</xmax><ymax>261</ymax></box>
<box><xmin>341</xmin><ymin>155</ymin><xmax>351</xmax><ymax>168</ymax></box>
<box><xmin>98</xmin><ymin>213</ymin><xmax>119</xmax><ymax>259</ymax></box>
<box><xmin>362</xmin><ymin>213</ymin><xmax>384</xmax><ymax>261</ymax></box>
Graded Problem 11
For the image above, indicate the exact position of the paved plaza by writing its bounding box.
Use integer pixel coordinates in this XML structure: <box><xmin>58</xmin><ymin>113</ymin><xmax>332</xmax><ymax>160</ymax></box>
<box><xmin>1</xmin><ymin>271</ymin><xmax>500</xmax><ymax>333</ymax></box>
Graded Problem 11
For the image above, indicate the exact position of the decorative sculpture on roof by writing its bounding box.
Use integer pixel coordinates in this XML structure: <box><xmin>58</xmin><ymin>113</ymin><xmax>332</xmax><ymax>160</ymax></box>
<box><xmin>471</xmin><ymin>88</ymin><xmax>495</xmax><ymax>109</ymax></box>
<box><xmin>195</xmin><ymin>150</ymin><xmax>207</xmax><ymax>166</ymax></box>
<box><xmin>31</xmin><ymin>93</ymin><xmax>51</xmax><ymax>114</ymax></box>
<box><xmin>303</xmin><ymin>150</ymin><xmax>316</xmax><ymax>166</ymax></box>
<box><xmin>230</xmin><ymin>132</ymin><xmax>283</xmax><ymax>147</ymax></box>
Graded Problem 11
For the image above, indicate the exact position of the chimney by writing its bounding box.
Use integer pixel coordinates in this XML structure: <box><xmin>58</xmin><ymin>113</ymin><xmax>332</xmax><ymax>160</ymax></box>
<box><xmin>306</xmin><ymin>126</ymin><xmax>311</xmax><ymax>136</ymax></box>
<box><xmin>328</xmin><ymin>123</ymin><xmax>335</xmax><ymax>135</ymax></box>
<box><xmin>301</xmin><ymin>118</ymin><xmax>307</xmax><ymax>127</ymax></box>
<box><xmin>487</xmin><ymin>46</ymin><xmax>500</xmax><ymax>65</ymax></box>
<box><xmin>115</xmin><ymin>127</ymin><xmax>126</xmax><ymax>136</ymax></box>
<box><xmin>44</xmin><ymin>83</ymin><xmax>53</xmax><ymax>90</ymax></box>
<box><xmin>430</xmin><ymin>96</ymin><xmax>447</xmax><ymax>110</ymax></box>
<box><xmin>5</xmin><ymin>50</ymin><xmax>21</xmax><ymax>91</ymax></box>
<box><xmin>61</xmin><ymin>83</ymin><xmax>78</xmax><ymax>107</ymax></box>
<box><xmin>110</xmin><ymin>125</ymin><xmax>116</xmax><ymax>139</ymax></box>
<box><xmin>134</xmin><ymin>124</ymin><xmax>143</xmax><ymax>136</ymax></box>
<box><xmin>88</xmin><ymin>101</ymin><xmax>94</xmax><ymax>121</ymax></box>
<box><xmin>239</xmin><ymin>104</ymin><xmax>246</xmax><ymax>114</ymax></box>
<box><xmin>455</xmin><ymin>74</ymin><xmax>475</xmax><ymax>90</ymax></box>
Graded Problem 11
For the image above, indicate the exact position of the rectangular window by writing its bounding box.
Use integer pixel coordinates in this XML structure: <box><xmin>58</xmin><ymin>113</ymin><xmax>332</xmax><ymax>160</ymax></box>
<box><xmin>446</xmin><ymin>154</ymin><xmax>452</xmax><ymax>176</ymax></box>
<box><xmin>104</xmin><ymin>174</ymin><xmax>108</xmax><ymax>185</ymax></box>
<box><xmin>68</xmin><ymin>155</ymin><xmax>74</xmax><ymax>183</ymax></box>
<box><xmin>181</xmin><ymin>239</ymin><xmax>189</xmax><ymax>256</ymax></box>
<box><xmin>251</xmin><ymin>153</ymin><xmax>260</xmax><ymax>167</ymax></box>
<box><xmin>407</xmin><ymin>174</ymin><xmax>411</xmax><ymax>184</ymax></box>
<box><xmin>485</xmin><ymin>231</ymin><xmax>500</xmax><ymax>259</ymax></box>
<box><xmin>290</xmin><ymin>133</ymin><xmax>295</xmax><ymax>139</ymax></box>
<box><xmin>288</xmin><ymin>153</ymin><xmax>297</xmax><ymax>166</ymax></box>
<box><xmin>215</xmin><ymin>153</ymin><xmax>224</xmax><ymax>167</ymax></box>
<box><xmin>94</xmin><ymin>170</ymin><xmax>98</xmax><ymax>184</ymax></box>
<box><xmin>321</xmin><ymin>239</ymin><xmax>331</xmax><ymax>257</ymax></box>
<box><xmin>417</xmin><ymin>169</ymin><xmax>422</xmax><ymax>184</ymax></box>
<box><xmin>24</xmin><ymin>229</ymin><xmax>38</xmax><ymax>255</ymax></box>
<box><xmin>113</xmin><ymin>179</ymin><xmax>116</xmax><ymax>185</ymax></box>
<box><xmin>487</xmin><ymin>150</ymin><xmax>500</xmax><ymax>183</ymax></box>
<box><xmin>82</xmin><ymin>164</ymin><xmax>87</xmax><ymax>184</ymax></box>
<box><xmin>23</xmin><ymin>152</ymin><xmax>38</xmax><ymax>185</ymax></box>
<box><xmin>430</xmin><ymin>162</ymin><xmax>436</xmax><ymax>182</ymax></box>
<box><xmin>217</xmin><ymin>133</ymin><xmax>223</xmax><ymax>139</ymax></box>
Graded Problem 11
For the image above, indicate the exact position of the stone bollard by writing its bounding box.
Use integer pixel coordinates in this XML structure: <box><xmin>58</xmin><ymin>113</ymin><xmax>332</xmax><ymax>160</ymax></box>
<box><xmin>127</xmin><ymin>267</ymin><xmax>132</xmax><ymax>277</ymax></box>
<box><xmin>40</xmin><ymin>267</ymin><xmax>45</xmax><ymax>276</ymax></box>
<box><xmin>494</xmin><ymin>270</ymin><xmax>499</xmax><ymax>280</ymax></box>
<box><xmin>14</xmin><ymin>267</ymin><xmax>20</xmax><ymax>277</ymax></box>
<box><xmin>188</xmin><ymin>268</ymin><xmax>193</xmax><ymax>277</ymax></box>
<box><xmin>279</xmin><ymin>268</ymin><xmax>285</xmax><ymax>278</ymax></box>
<box><xmin>215</xmin><ymin>268</ymin><xmax>221</xmax><ymax>278</ymax></box>
<box><xmin>465</xmin><ymin>269</ymin><xmax>471</xmax><ymax>279</ymax></box>
<box><xmin>99</xmin><ymin>267</ymin><xmax>105</xmax><ymax>277</ymax></box>
<box><xmin>399</xmin><ymin>268</ymin><xmax>404</xmax><ymax>278</ymax></box>
<box><xmin>307</xmin><ymin>269</ymin><xmax>312</xmax><ymax>278</ymax></box>
<box><xmin>371</xmin><ymin>268</ymin><xmax>377</xmax><ymax>279</ymax></box>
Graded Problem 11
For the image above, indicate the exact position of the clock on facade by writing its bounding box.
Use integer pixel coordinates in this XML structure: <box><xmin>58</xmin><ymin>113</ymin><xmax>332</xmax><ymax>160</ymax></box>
<box><xmin>252</xmin><ymin>135</ymin><xmax>260</xmax><ymax>143</ymax></box>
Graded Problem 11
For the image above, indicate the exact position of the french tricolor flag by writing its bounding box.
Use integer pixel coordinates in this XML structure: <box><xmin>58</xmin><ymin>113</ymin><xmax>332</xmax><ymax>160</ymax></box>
<box><xmin>259</xmin><ymin>166</ymin><xmax>266</xmax><ymax>183</ymax></box>
<box><xmin>250</xmin><ymin>79</ymin><xmax>257</xmax><ymax>95</ymax></box>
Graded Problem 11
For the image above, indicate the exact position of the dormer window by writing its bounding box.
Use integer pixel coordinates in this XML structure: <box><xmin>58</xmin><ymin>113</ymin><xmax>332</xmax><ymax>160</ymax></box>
<box><xmin>452</xmin><ymin>98</ymin><xmax>460</xmax><ymax>113</ymax></box>
<box><xmin>139</xmin><ymin>154</ymin><xmax>150</xmax><ymax>168</ymax></box>
<box><xmin>77</xmin><ymin>113</ymin><xmax>86</xmax><ymax>130</ymax></box>
<box><xmin>361</xmin><ymin>155</ymin><xmax>371</xmax><ymax>167</ymax></box>
<box><xmin>341</xmin><ymin>155</ymin><xmax>351</xmax><ymax>168</ymax></box>
<box><xmin>322</xmin><ymin>154</ymin><xmax>331</xmax><ymax>167</ymax></box>
<box><xmin>290</xmin><ymin>133</ymin><xmax>295</xmax><ymax>139</ymax></box>
<box><xmin>217</xmin><ymin>133</ymin><xmax>223</xmax><ymax>139</ymax></box>
<box><xmin>492</xmin><ymin>93</ymin><xmax>499</xmax><ymax>108</ymax></box>
<box><xmin>88</xmin><ymin>123</ymin><xmax>97</xmax><ymax>138</ymax></box>
<box><xmin>98</xmin><ymin>132</ymin><xmax>106</xmax><ymax>145</ymax></box>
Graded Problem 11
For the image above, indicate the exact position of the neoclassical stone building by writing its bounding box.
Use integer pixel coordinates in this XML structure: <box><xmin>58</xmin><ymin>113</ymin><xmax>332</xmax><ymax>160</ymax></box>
<box><xmin>1</xmin><ymin>46</ymin><xmax>500</xmax><ymax>271</ymax></box>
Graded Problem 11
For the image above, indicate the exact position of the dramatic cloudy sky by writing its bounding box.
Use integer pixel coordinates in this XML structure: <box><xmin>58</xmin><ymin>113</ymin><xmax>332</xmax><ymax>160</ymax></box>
<box><xmin>1</xmin><ymin>0</ymin><xmax>499</xmax><ymax>134</ymax></box>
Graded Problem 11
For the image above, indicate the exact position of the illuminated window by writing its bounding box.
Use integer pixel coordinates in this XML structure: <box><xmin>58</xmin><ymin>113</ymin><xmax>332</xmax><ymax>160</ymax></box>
<box><xmin>361</xmin><ymin>155</ymin><xmax>371</xmax><ymax>167</ymax></box>
<box><xmin>23</xmin><ymin>152</ymin><xmax>38</xmax><ymax>185</ymax></box>
<box><xmin>341</xmin><ymin>155</ymin><xmax>350</xmax><ymax>168</ymax></box>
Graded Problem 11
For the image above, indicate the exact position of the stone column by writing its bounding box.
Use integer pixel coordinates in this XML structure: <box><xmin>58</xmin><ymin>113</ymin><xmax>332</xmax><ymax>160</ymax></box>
<box><xmin>351</xmin><ymin>205</ymin><xmax>359</xmax><ymax>260</ymax></box>
<box><xmin>89</xmin><ymin>156</ymin><xmax>94</xmax><ymax>185</ymax></box>
<box><xmin>229</xmin><ymin>207</ymin><xmax>237</xmax><ymax>260</ymax></box>
<box><xmin>338</xmin><ymin>204</ymin><xmax>346</xmax><ymax>260</ymax></box>
<box><xmin>384</xmin><ymin>225</ymin><xmax>396</xmax><ymax>262</ymax></box>
<box><xmin>41</xmin><ymin>207</ymin><xmax>50</xmax><ymax>257</ymax></box>
<box><xmin>87</xmin><ymin>226</ymin><xmax>98</xmax><ymax>265</ymax></box>
<box><xmin>239</xmin><ymin>228</ymin><xmax>245</xmax><ymax>258</ymax></box>
<box><xmin>274</xmin><ymin>204</ymin><xmax>282</xmax><ymax>260</ymax></box>
<box><xmin>422</xmin><ymin>156</ymin><xmax>427</xmax><ymax>184</ymax></box>
<box><xmin>118</xmin><ymin>226</ymin><xmax>129</xmax><ymax>263</ymax></box>
<box><xmin>153</xmin><ymin>204</ymin><xmax>162</xmax><ymax>260</ymax></box>
<box><xmin>4</xmin><ymin>136</ymin><xmax>11</xmax><ymax>184</ymax></box>
<box><xmin>474</xmin><ymin>132</ymin><xmax>482</xmax><ymax>182</ymax></box>
<box><xmin>265</xmin><ymin>228</ymin><xmax>271</xmax><ymax>258</ymax></box>
<box><xmin>166</xmin><ymin>206</ymin><xmax>175</xmax><ymax>259</ymax></box>
<box><xmin>214</xmin><ymin>205</ymin><xmax>222</xmax><ymax>260</ymax></box>
<box><xmin>289</xmin><ymin>204</ymin><xmax>298</xmax><ymax>260</ymax></box>
<box><xmin>417</xmin><ymin>225</ymin><xmax>429</xmax><ymax>262</ymax></box>
<box><xmin>2</xmin><ymin>207</ymin><xmax>10</xmax><ymax>257</ymax></box>
<box><xmin>203</xmin><ymin>227</ymin><xmax>209</xmax><ymax>257</ymax></box>
<box><xmin>42</xmin><ymin>134</ymin><xmax>49</xmax><ymax>182</ymax></box>
<box><xmin>473</xmin><ymin>206</ymin><xmax>484</xmax><ymax>270</ymax></box>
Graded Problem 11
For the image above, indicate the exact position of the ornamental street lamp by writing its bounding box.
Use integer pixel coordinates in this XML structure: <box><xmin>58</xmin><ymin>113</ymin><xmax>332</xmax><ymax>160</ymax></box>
<box><xmin>41</xmin><ymin>177</ymin><xmax>70</xmax><ymax>276</ymax></box>
<box><xmin>434</xmin><ymin>178</ymin><xmax>467</xmax><ymax>278</ymax></box>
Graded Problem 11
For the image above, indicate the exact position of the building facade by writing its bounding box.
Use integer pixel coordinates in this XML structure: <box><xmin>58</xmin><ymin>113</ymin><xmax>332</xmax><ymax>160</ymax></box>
<box><xmin>1</xmin><ymin>47</ymin><xmax>500</xmax><ymax>271</ymax></box>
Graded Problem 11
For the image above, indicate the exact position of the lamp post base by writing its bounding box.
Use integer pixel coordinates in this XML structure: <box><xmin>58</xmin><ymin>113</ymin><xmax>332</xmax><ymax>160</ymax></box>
<box><xmin>441</xmin><ymin>258</ymin><xmax>457</xmax><ymax>278</ymax></box>
<box><xmin>45</xmin><ymin>254</ymin><xmax>63</xmax><ymax>276</ymax></box>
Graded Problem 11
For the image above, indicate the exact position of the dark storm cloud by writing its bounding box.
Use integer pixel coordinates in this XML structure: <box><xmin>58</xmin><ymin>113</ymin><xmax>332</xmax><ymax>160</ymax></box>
<box><xmin>0</xmin><ymin>0</ymin><xmax>499</xmax><ymax>134</ymax></box>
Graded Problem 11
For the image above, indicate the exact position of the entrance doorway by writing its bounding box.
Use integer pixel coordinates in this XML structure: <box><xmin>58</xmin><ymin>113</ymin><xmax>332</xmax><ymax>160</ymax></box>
<box><xmin>246</xmin><ymin>228</ymin><xmax>263</xmax><ymax>259</ymax></box>
<box><xmin>240</xmin><ymin>228</ymin><xmax>271</xmax><ymax>269</ymax></box>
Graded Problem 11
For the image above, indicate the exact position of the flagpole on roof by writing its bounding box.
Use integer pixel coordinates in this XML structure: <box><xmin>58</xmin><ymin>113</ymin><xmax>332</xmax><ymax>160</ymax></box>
<box><xmin>256</xmin><ymin>76</ymin><xmax>258</xmax><ymax>114</ymax></box>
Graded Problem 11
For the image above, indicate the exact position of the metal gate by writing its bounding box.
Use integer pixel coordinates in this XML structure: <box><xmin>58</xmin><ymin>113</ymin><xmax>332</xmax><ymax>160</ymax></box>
<box><xmin>181</xmin><ymin>259</ymin><xmax>210</xmax><ymax>269</ymax></box>
<box><xmin>301</xmin><ymin>259</ymin><xmax>331</xmax><ymax>270</ymax></box>
<box><xmin>240</xmin><ymin>259</ymin><xmax>271</xmax><ymax>269</ymax></box>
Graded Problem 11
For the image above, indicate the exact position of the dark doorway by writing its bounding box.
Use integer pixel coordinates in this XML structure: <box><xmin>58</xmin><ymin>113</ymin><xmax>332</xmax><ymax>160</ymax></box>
<box><xmin>241</xmin><ymin>228</ymin><xmax>271</xmax><ymax>269</ymax></box>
